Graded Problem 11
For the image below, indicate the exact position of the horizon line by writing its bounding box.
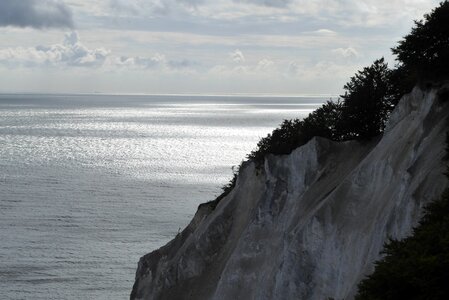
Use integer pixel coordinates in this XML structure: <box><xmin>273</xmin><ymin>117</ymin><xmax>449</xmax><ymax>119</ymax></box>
<box><xmin>0</xmin><ymin>91</ymin><xmax>340</xmax><ymax>98</ymax></box>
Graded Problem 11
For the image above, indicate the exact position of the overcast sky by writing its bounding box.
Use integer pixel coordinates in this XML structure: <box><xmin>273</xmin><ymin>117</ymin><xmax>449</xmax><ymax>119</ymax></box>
<box><xmin>0</xmin><ymin>0</ymin><xmax>440</xmax><ymax>95</ymax></box>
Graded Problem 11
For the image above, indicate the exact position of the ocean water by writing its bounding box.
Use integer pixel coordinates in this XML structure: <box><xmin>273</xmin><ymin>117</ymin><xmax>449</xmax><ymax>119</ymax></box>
<box><xmin>0</xmin><ymin>94</ymin><xmax>324</xmax><ymax>299</ymax></box>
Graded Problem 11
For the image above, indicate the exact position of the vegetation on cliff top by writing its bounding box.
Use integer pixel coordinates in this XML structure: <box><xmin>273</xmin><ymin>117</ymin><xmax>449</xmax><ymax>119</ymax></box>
<box><xmin>248</xmin><ymin>1</ymin><xmax>449</xmax><ymax>164</ymax></box>
<box><xmin>392</xmin><ymin>1</ymin><xmax>449</xmax><ymax>82</ymax></box>
<box><xmin>214</xmin><ymin>1</ymin><xmax>449</xmax><ymax>205</ymax></box>
<box><xmin>247</xmin><ymin>57</ymin><xmax>407</xmax><ymax>163</ymax></box>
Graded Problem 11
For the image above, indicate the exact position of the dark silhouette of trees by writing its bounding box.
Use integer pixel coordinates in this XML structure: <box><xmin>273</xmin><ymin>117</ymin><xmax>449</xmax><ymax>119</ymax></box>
<box><xmin>301</xmin><ymin>99</ymin><xmax>343</xmax><ymax>141</ymax></box>
<box><xmin>338</xmin><ymin>58</ymin><xmax>394</xmax><ymax>140</ymax></box>
<box><xmin>388</xmin><ymin>65</ymin><xmax>416</xmax><ymax>106</ymax></box>
<box><xmin>247</xmin><ymin>99</ymin><xmax>345</xmax><ymax>162</ymax></box>
<box><xmin>392</xmin><ymin>1</ymin><xmax>449</xmax><ymax>81</ymax></box>
<box><xmin>248</xmin><ymin>118</ymin><xmax>304</xmax><ymax>162</ymax></box>
<box><xmin>248</xmin><ymin>59</ymin><xmax>397</xmax><ymax>163</ymax></box>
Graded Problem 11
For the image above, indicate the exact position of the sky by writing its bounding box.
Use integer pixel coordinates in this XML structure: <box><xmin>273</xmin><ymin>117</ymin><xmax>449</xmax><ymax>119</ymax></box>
<box><xmin>0</xmin><ymin>0</ymin><xmax>441</xmax><ymax>95</ymax></box>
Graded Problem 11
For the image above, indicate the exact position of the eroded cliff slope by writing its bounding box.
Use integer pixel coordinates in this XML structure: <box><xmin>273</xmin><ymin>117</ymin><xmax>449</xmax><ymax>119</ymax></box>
<box><xmin>131</xmin><ymin>86</ymin><xmax>449</xmax><ymax>300</ymax></box>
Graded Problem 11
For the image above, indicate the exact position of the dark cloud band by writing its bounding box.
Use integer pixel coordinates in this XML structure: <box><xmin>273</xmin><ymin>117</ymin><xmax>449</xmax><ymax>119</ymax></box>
<box><xmin>0</xmin><ymin>0</ymin><xmax>73</xmax><ymax>29</ymax></box>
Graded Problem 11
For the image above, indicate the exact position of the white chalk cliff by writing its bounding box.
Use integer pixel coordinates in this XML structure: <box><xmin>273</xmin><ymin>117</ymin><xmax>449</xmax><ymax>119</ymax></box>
<box><xmin>131</xmin><ymin>85</ymin><xmax>449</xmax><ymax>300</ymax></box>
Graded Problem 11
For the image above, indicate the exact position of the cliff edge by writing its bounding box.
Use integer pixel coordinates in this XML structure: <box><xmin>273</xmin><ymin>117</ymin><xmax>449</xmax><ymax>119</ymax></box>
<box><xmin>131</xmin><ymin>85</ymin><xmax>449</xmax><ymax>300</ymax></box>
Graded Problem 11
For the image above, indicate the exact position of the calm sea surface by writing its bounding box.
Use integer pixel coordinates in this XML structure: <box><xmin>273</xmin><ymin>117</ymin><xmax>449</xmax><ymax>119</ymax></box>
<box><xmin>0</xmin><ymin>94</ymin><xmax>324</xmax><ymax>299</ymax></box>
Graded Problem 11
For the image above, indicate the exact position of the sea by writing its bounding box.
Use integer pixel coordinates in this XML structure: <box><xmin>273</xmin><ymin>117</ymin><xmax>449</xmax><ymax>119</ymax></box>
<box><xmin>0</xmin><ymin>94</ymin><xmax>325</xmax><ymax>300</ymax></box>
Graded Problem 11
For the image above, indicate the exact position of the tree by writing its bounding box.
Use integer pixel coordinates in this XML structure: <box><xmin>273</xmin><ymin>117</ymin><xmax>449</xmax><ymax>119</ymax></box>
<box><xmin>392</xmin><ymin>1</ymin><xmax>449</xmax><ymax>81</ymax></box>
<box><xmin>248</xmin><ymin>118</ymin><xmax>304</xmax><ymax>163</ymax></box>
<box><xmin>247</xmin><ymin>99</ymin><xmax>345</xmax><ymax>163</ymax></box>
<box><xmin>388</xmin><ymin>65</ymin><xmax>416</xmax><ymax>106</ymax></box>
<box><xmin>301</xmin><ymin>100</ymin><xmax>343</xmax><ymax>141</ymax></box>
<box><xmin>338</xmin><ymin>58</ymin><xmax>394</xmax><ymax>140</ymax></box>
<box><xmin>248</xmin><ymin>59</ymin><xmax>396</xmax><ymax>162</ymax></box>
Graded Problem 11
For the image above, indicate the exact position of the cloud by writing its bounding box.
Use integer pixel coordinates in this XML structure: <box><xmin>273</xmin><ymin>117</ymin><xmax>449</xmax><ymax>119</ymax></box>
<box><xmin>209</xmin><ymin>57</ymin><xmax>277</xmax><ymax>78</ymax></box>
<box><xmin>230</xmin><ymin>49</ymin><xmax>245</xmax><ymax>63</ymax></box>
<box><xmin>108</xmin><ymin>53</ymin><xmax>166</xmax><ymax>69</ymax></box>
<box><xmin>109</xmin><ymin>0</ymin><xmax>142</xmax><ymax>15</ymax></box>
<box><xmin>287</xmin><ymin>61</ymin><xmax>300</xmax><ymax>75</ymax></box>
<box><xmin>332</xmin><ymin>47</ymin><xmax>359</xmax><ymax>59</ymax></box>
<box><xmin>235</xmin><ymin>0</ymin><xmax>291</xmax><ymax>8</ymax></box>
<box><xmin>0</xmin><ymin>32</ymin><xmax>201</xmax><ymax>72</ymax></box>
<box><xmin>168</xmin><ymin>59</ymin><xmax>199</xmax><ymax>69</ymax></box>
<box><xmin>108</xmin><ymin>0</ymin><xmax>205</xmax><ymax>17</ymax></box>
<box><xmin>0</xmin><ymin>32</ymin><xmax>109</xmax><ymax>68</ymax></box>
<box><xmin>256</xmin><ymin>58</ymin><xmax>274</xmax><ymax>70</ymax></box>
<box><xmin>315</xmin><ymin>29</ymin><xmax>337</xmax><ymax>35</ymax></box>
<box><xmin>0</xmin><ymin>0</ymin><xmax>74</xmax><ymax>29</ymax></box>
<box><xmin>177</xmin><ymin>0</ymin><xmax>206</xmax><ymax>8</ymax></box>
<box><xmin>91</xmin><ymin>0</ymin><xmax>440</xmax><ymax>31</ymax></box>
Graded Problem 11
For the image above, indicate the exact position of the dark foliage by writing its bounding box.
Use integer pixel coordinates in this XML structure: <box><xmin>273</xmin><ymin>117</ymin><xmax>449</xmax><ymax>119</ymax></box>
<box><xmin>204</xmin><ymin>167</ymin><xmax>239</xmax><ymax>210</ymax></box>
<box><xmin>248</xmin><ymin>118</ymin><xmax>304</xmax><ymax>163</ymax></box>
<box><xmin>392</xmin><ymin>1</ymin><xmax>449</xmax><ymax>82</ymax></box>
<box><xmin>437</xmin><ymin>85</ymin><xmax>449</xmax><ymax>103</ymax></box>
<box><xmin>248</xmin><ymin>58</ymin><xmax>398</xmax><ymax>163</ymax></box>
<box><xmin>247</xmin><ymin>99</ymin><xmax>345</xmax><ymax>162</ymax></box>
<box><xmin>220</xmin><ymin>169</ymin><xmax>238</xmax><ymax>195</ymax></box>
<box><xmin>248</xmin><ymin>0</ymin><xmax>449</xmax><ymax>164</ymax></box>
<box><xmin>388</xmin><ymin>65</ymin><xmax>416</xmax><ymax>105</ymax></box>
<box><xmin>245</xmin><ymin>1</ymin><xmax>449</xmax><ymax>164</ymax></box>
<box><xmin>301</xmin><ymin>99</ymin><xmax>344</xmax><ymax>141</ymax></box>
<box><xmin>355</xmin><ymin>189</ymin><xmax>449</xmax><ymax>300</ymax></box>
<box><xmin>338</xmin><ymin>58</ymin><xmax>395</xmax><ymax>139</ymax></box>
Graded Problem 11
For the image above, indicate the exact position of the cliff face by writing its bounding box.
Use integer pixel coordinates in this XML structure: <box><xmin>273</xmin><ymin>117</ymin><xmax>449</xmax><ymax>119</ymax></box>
<box><xmin>131</xmin><ymin>86</ymin><xmax>449</xmax><ymax>300</ymax></box>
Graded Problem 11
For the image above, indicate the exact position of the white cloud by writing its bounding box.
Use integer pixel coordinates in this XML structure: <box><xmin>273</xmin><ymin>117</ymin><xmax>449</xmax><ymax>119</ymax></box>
<box><xmin>315</xmin><ymin>29</ymin><xmax>337</xmax><ymax>35</ymax></box>
<box><xmin>0</xmin><ymin>0</ymin><xmax>443</xmax><ymax>94</ymax></box>
<box><xmin>332</xmin><ymin>47</ymin><xmax>359</xmax><ymax>59</ymax></box>
<box><xmin>106</xmin><ymin>53</ymin><xmax>165</xmax><ymax>69</ymax></box>
<box><xmin>287</xmin><ymin>61</ymin><xmax>300</xmax><ymax>75</ymax></box>
<box><xmin>230</xmin><ymin>49</ymin><xmax>245</xmax><ymax>63</ymax></box>
<box><xmin>0</xmin><ymin>32</ymin><xmax>201</xmax><ymax>72</ymax></box>
<box><xmin>256</xmin><ymin>58</ymin><xmax>274</xmax><ymax>70</ymax></box>
<box><xmin>0</xmin><ymin>32</ymin><xmax>109</xmax><ymax>67</ymax></box>
<box><xmin>210</xmin><ymin>57</ymin><xmax>277</xmax><ymax>77</ymax></box>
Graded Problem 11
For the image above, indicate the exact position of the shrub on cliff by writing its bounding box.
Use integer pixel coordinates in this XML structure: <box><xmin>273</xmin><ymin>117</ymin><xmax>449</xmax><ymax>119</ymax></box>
<box><xmin>392</xmin><ymin>1</ymin><xmax>449</xmax><ymax>81</ymax></box>
<box><xmin>338</xmin><ymin>58</ymin><xmax>395</xmax><ymax>140</ymax></box>
<box><xmin>248</xmin><ymin>0</ymin><xmax>449</xmax><ymax>164</ymax></box>
<box><xmin>355</xmin><ymin>190</ymin><xmax>449</xmax><ymax>300</ymax></box>
<box><xmin>301</xmin><ymin>99</ymin><xmax>343</xmax><ymax>141</ymax></box>
<box><xmin>387</xmin><ymin>65</ymin><xmax>416</xmax><ymax>105</ymax></box>
<box><xmin>247</xmin><ymin>99</ymin><xmax>344</xmax><ymax>162</ymax></box>
<box><xmin>248</xmin><ymin>118</ymin><xmax>303</xmax><ymax>162</ymax></box>
<box><xmin>248</xmin><ymin>58</ymin><xmax>396</xmax><ymax>163</ymax></box>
